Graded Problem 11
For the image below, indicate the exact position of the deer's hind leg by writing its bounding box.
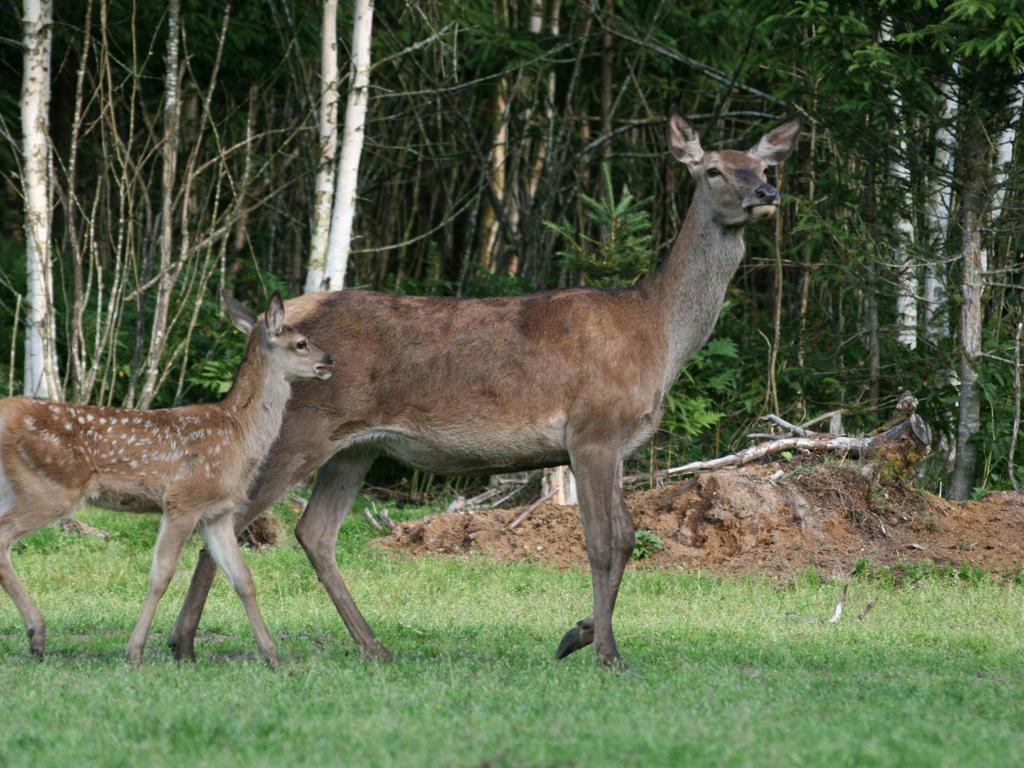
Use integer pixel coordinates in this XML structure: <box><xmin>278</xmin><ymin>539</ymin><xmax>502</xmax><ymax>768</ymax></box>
<box><xmin>295</xmin><ymin>449</ymin><xmax>390</xmax><ymax>660</ymax></box>
<box><xmin>125</xmin><ymin>509</ymin><xmax>200</xmax><ymax>665</ymax></box>
<box><xmin>199</xmin><ymin>512</ymin><xmax>280</xmax><ymax>667</ymax></box>
<box><xmin>0</xmin><ymin>494</ymin><xmax>78</xmax><ymax>657</ymax></box>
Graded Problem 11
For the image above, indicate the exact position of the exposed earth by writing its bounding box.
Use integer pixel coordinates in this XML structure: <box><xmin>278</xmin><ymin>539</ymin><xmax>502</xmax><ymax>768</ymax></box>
<box><xmin>380</xmin><ymin>457</ymin><xmax>1024</xmax><ymax>577</ymax></box>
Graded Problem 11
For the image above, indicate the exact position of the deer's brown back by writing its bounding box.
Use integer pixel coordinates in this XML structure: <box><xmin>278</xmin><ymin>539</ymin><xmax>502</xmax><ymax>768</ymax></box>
<box><xmin>282</xmin><ymin>288</ymin><xmax>668</xmax><ymax>472</ymax></box>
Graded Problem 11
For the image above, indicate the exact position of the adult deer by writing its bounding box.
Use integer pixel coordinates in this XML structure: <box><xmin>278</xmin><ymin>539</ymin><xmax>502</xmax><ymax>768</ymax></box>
<box><xmin>0</xmin><ymin>293</ymin><xmax>333</xmax><ymax>666</ymax></box>
<box><xmin>169</xmin><ymin>112</ymin><xmax>799</xmax><ymax>668</ymax></box>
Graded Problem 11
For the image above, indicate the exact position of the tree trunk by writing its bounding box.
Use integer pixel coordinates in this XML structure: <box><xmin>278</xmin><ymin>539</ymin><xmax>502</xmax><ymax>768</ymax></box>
<box><xmin>136</xmin><ymin>0</ymin><xmax>180</xmax><ymax>408</ymax></box>
<box><xmin>924</xmin><ymin>74</ymin><xmax>957</xmax><ymax>343</ymax></box>
<box><xmin>881</xmin><ymin>21</ymin><xmax>917</xmax><ymax>349</ymax></box>
<box><xmin>319</xmin><ymin>0</ymin><xmax>374</xmax><ymax>291</ymax></box>
<box><xmin>21</xmin><ymin>0</ymin><xmax>61</xmax><ymax>400</ymax></box>
<box><xmin>304</xmin><ymin>0</ymin><xmax>340</xmax><ymax>294</ymax></box>
<box><xmin>948</xmin><ymin>104</ymin><xmax>989</xmax><ymax>500</ymax></box>
<box><xmin>599</xmin><ymin>0</ymin><xmax>613</xmax><ymax>167</ymax></box>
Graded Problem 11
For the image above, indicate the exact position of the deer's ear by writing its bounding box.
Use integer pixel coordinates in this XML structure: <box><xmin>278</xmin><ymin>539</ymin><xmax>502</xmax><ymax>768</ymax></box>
<box><xmin>750</xmin><ymin>118</ymin><xmax>801</xmax><ymax>166</ymax></box>
<box><xmin>667</xmin><ymin>109</ymin><xmax>703</xmax><ymax>174</ymax></box>
<box><xmin>264</xmin><ymin>291</ymin><xmax>285</xmax><ymax>337</ymax></box>
<box><xmin>223</xmin><ymin>291</ymin><xmax>257</xmax><ymax>335</ymax></box>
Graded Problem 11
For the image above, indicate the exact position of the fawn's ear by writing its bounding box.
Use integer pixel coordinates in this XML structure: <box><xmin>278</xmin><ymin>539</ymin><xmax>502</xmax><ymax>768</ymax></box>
<box><xmin>264</xmin><ymin>291</ymin><xmax>285</xmax><ymax>337</ymax></box>
<box><xmin>223</xmin><ymin>291</ymin><xmax>257</xmax><ymax>335</ymax></box>
<box><xmin>667</xmin><ymin>109</ymin><xmax>703</xmax><ymax>175</ymax></box>
<box><xmin>750</xmin><ymin>118</ymin><xmax>801</xmax><ymax>166</ymax></box>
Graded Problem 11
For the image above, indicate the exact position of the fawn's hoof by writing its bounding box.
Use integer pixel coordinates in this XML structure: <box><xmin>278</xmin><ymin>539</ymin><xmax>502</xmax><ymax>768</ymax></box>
<box><xmin>27</xmin><ymin>627</ymin><xmax>45</xmax><ymax>658</ymax></box>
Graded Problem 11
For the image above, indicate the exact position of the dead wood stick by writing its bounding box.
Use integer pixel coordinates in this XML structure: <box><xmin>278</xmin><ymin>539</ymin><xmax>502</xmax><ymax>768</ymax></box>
<box><xmin>857</xmin><ymin>598</ymin><xmax>878</xmax><ymax>622</ymax></box>
<box><xmin>624</xmin><ymin>415</ymin><xmax>930</xmax><ymax>483</ymax></box>
<box><xmin>506</xmin><ymin>488</ymin><xmax>558</xmax><ymax>531</ymax></box>
<box><xmin>377</xmin><ymin>506</ymin><xmax>397</xmax><ymax>532</ymax></box>
<box><xmin>763</xmin><ymin>414</ymin><xmax>812</xmax><ymax>437</ymax></box>
<box><xmin>484</xmin><ymin>484</ymin><xmax>528</xmax><ymax>510</ymax></box>
<box><xmin>362</xmin><ymin>504</ymin><xmax>384</xmax><ymax>531</ymax></box>
<box><xmin>60</xmin><ymin>517</ymin><xmax>108</xmax><ymax>539</ymax></box>
<box><xmin>445</xmin><ymin>487</ymin><xmax>500</xmax><ymax>514</ymax></box>
<box><xmin>1010</xmin><ymin>318</ymin><xmax>1022</xmax><ymax>491</ymax></box>
<box><xmin>829</xmin><ymin>583</ymin><xmax>849</xmax><ymax>623</ymax></box>
<box><xmin>799</xmin><ymin>408</ymin><xmax>846</xmax><ymax>430</ymax></box>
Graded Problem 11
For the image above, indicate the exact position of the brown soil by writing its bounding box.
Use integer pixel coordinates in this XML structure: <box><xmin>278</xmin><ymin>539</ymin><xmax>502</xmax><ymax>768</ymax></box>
<box><xmin>379</xmin><ymin>458</ymin><xmax>1024</xmax><ymax>577</ymax></box>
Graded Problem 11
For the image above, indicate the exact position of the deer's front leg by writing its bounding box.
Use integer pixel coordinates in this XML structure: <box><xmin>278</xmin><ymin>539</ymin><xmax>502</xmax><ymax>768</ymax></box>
<box><xmin>295</xmin><ymin>450</ymin><xmax>392</xmax><ymax>661</ymax></box>
<box><xmin>126</xmin><ymin>511</ymin><xmax>199</xmax><ymax>665</ymax></box>
<box><xmin>560</xmin><ymin>445</ymin><xmax>632</xmax><ymax>668</ymax></box>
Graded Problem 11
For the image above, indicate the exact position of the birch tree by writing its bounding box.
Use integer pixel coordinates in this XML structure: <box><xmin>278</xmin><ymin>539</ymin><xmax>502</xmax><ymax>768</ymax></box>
<box><xmin>924</xmin><ymin>74</ymin><xmax>957</xmax><ymax>343</ymax></box>
<box><xmin>20</xmin><ymin>0</ymin><xmax>61</xmax><ymax>400</ymax></box>
<box><xmin>881</xmin><ymin>22</ymin><xmax>917</xmax><ymax>349</ymax></box>
<box><xmin>134</xmin><ymin>0</ymin><xmax>181</xmax><ymax>408</ymax></box>
<box><xmin>310</xmin><ymin>0</ymin><xmax>374</xmax><ymax>292</ymax></box>
<box><xmin>304</xmin><ymin>0</ymin><xmax>340</xmax><ymax>294</ymax></box>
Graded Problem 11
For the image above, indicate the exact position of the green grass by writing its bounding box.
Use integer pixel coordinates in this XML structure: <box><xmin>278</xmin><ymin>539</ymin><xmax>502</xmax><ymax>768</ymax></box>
<box><xmin>0</xmin><ymin>501</ymin><xmax>1022</xmax><ymax>767</ymax></box>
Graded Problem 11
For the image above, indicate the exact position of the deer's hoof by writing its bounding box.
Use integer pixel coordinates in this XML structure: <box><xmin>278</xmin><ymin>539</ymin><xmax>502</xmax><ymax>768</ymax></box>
<box><xmin>597</xmin><ymin>654</ymin><xmax>630</xmax><ymax>673</ymax></box>
<box><xmin>168</xmin><ymin>636</ymin><xmax>197</xmax><ymax>663</ymax></box>
<box><xmin>361</xmin><ymin>643</ymin><xmax>394</xmax><ymax>663</ymax></box>
<box><xmin>555</xmin><ymin>618</ymin><xmax>594</xmax><ymax>660</ymax></box>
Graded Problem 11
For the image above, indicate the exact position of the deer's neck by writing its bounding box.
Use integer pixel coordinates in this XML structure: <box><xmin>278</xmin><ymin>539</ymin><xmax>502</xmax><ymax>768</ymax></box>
<box><xmin>221</xmin><ymin>336</ymin><xmax>292</xmax><ymax>468</ymax></box>
<box><xmin>646</xmin><ymin>193</ymin><xmax>746</xmax><ymax>382</ymax></box>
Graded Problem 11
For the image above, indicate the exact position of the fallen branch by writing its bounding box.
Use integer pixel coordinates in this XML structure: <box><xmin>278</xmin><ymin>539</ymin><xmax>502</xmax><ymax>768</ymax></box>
<box><xmin>829</xmin><ymin>583</ymin><xmax>849</xmax><ymax>623</ymax></box>
<box><xmin>363</xmin><ymin>500</ymin><xmax>397</xmax><ymax>532</ymax></box>
<box><xmin>506</xmin><ymin>488</ymin><xmax>558</xmax><ymax>531</ymax></box>
<box><xmin>60</xmin><ymin>517</ymin><xmax>108</xmax><ymax>539</ymax></box>
<box><xmin>857</xmin><ymin>598</ymin><xmax>878</xmax><ymax>622</ymax></box>
<box><xmin>626</xmin><ymin>414</ymin><xmax>930</xmax><ymax>484</ymax></box>
<box><xmin>763</xmin><ymin>414</ymin><xmax>812</xmax><ymax>437</ymax></box>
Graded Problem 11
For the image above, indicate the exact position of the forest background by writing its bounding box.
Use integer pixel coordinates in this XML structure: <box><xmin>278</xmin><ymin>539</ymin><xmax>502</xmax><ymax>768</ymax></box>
<box><xmin>0</xmin><ymin>0</ymin><xmax>1021</xmax><ymax>501</ymax></box>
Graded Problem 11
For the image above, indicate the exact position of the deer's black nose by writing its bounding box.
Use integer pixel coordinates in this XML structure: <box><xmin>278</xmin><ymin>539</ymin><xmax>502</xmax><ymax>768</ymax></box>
<box><xmin>755</xmin><ymin>184</ymin><xmax>779</xmax><ymax>203</ymax></box>
<box><xmin>323</xmin><ymin>355</ymin><xmax>334</xmax><ymax>367</ymax></box>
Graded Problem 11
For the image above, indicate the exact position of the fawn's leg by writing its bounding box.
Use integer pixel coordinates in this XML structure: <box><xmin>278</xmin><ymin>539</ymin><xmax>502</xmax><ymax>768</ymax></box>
<box><xmin>168</xmin><ymin>467</ymin><xmax>295</xmax><ymax>661</ymax></box>
<box><xmin>200</xmin><ymin>513</ymin><xmax>280</xmax><ymax>667</ymax></box>
<box><xmin>125</xmin><ymin>511</ymin><xmax>199</xmax><ymax>665</ymax></box>
<box><xmin>0</xmin><ymin>497</ymin><xmax>76</xmax><ymax>657</ymax></box>
<box><xmin>0</xmin><ymin>533</ymin><xmax>47</xmax><ymax>657</ymax></box>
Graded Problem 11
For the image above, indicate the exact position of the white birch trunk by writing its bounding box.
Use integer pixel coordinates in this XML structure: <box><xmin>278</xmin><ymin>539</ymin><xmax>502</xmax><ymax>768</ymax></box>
<box><xmin>924</xmin><ymin>74</ymin><xmax>958</xmax><ymax>343</ymax></box>
<box><xmin>882</xmin><ymin>22</ymin><xmax>917</xmax><ymax>349</ymax></box>
<box><xmin>990</xmin><ymin>79</ymin><xmax>1022</xmax><ymax>225</ymax></box>
<box><xmin>135</xmin><ymin>0</ymin><xmax>180</xmax><ymax>408</ymax></box>
<box><xmin>304</xmin><ymin>0</ymin><xmax>340</xmax><ymax>294</ymax></box>
<box><xmin>320</xmin><ymin>0</ymin><xmax>374</xmax><ymax>292</ymax></box>
<box><xmin>21</xmin><ymin>0</ymin><xmax>61</xmax><ymax>400</ymax></box>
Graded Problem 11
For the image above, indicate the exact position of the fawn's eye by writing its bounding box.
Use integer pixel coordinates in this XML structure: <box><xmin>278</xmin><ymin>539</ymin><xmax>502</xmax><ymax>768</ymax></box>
<box><xmin>706</xmin><ymin>167</ymin><xmax>721</xmax><ymax>178</ymax></box>
<box><xmin>296</xmin><ymin>340</ymin><xmax>307</xmax><ymax>350</ymax></box>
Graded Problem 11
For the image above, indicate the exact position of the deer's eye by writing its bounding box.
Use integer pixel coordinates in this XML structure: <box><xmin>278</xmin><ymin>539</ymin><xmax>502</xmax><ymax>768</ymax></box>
<box><xmin>296</xmin><ymin>340</ymin><xmax>308</xmax><ymax>351</ymax></box>
<box><xmin>706</xmin><ymin>167</ymin><xmax>722</xmax><ymax>178</ymax></box>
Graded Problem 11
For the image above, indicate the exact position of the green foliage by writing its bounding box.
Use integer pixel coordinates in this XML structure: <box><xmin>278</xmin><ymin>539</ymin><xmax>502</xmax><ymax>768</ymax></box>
<box><xmin>631</xmin><ymin>529</ymin><xmax>665</xmax><ymax>560</ymax></box>
<box><xmin>546</xmin><ymin>165</ymin><xmax>654</xmax><ymax>287</ymax></box>
<box><xmin>662</xmin><ymin>336</ymin><xmax>739</xmax><ymax>439</ymax></box>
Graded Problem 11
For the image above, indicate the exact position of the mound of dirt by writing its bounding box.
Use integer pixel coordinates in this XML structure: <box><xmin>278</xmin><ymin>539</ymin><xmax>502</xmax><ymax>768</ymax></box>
<box><xmin>379</xmin><ymin>460</ymin><xmax>1024</xmax><ymax>576</ymax></box>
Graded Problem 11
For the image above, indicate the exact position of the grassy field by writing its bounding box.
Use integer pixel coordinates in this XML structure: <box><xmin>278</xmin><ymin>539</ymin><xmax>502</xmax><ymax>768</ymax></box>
<box><xmin>0</xmin><ymin>500</ymin><xmax>1022</xmax><ymax>768</ymax></box>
